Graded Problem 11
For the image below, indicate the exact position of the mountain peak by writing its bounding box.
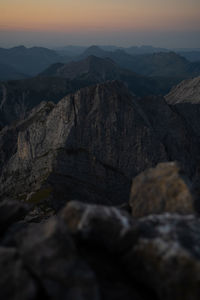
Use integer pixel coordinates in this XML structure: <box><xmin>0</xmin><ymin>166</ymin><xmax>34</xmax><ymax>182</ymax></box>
<box><xmin>81</xmin><ymin>45</ymin><xmax>107</xmax><ymax>58</ymax></box>
<box><xmin>166</xmin><ymin>76</ymin><xmax>200</xmax><ymax>104</ymax></box>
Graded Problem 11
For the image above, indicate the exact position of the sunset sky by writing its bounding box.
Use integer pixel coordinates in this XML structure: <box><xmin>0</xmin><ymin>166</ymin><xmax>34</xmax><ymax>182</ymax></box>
<box><xmin>0</xmin><ymin>0</ymin><xmax>200</xmax><ymax>48</ymax></box>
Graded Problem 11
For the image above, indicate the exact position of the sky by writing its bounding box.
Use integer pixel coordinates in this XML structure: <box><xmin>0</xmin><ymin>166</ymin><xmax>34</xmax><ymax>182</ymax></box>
<box><xmin>0</xmin><ymin>0</ymin><xmax>200</xmax><ymax>48</ymax></box>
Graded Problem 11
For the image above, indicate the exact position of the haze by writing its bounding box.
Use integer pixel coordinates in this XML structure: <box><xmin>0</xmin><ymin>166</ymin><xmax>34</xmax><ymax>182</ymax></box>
<box><xmin>0</xmin><ymin>0</ymin><xmax>200</xmax><ymax>48</ymax></box>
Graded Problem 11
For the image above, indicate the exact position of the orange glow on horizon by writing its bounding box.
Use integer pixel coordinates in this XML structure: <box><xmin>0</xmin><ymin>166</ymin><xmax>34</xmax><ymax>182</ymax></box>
<box><xmin>0</xmin><ymin>0</ymin><xmax>199</xmax><ymax>33</ymax></box>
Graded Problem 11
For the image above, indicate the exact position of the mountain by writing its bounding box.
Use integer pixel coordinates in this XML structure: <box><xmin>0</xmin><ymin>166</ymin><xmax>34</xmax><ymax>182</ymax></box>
<box><xmin>178</xmin><ymin>51</ymin><xmax>200</xmax><ymax>62</ymax></box>
<box><xmin>165</xmin><ymin>76</ymin><xmax>200</xmax><ymax>139</ymax></box>
<box><xmin>80</xmin><ymin>45</ymin><xmax>108</xmax><ymax>58</ymax></box>
<box><xmin>0</xmin><ymin>46</ymin><xmax>68</xmax><ymax>76</ymax></box>
<box><xmin>0</xmin><ymin>77</ymin><xmax>87</xmax><ymax>128</ymax></box>
<box><xmin>1</xmin><ymin>80</ymin><xmax>199</xmax><ymax>210</ymax></box>
<box><xmin>39</xmin><ymin>55</ymin><xmax>179</xmax><ymax>96</ymax></box>
<box><xmin>125</xmin><ymin>45</ymin><xmax>170</xmax><ymax>55</ymax></box>
<box><xmin>40</xmin><ymin>55</ymin><xmax>126</xmax><ymax>80</ymax></box>
<box><xmin>111</xmin><ymin>51</ymin><xmax>200</xmax><ymax>78</ymax></box>
<box><xmin>0</xmin><ymin>63</ymin><xmax>29</xmax><ymax>81</ymax></box>
<box><xmin>78</xmin><ymin>46</ymin><xmax>200</xmax><ymax>79</ymax></box>
<box><xmin>166</xmin><ymin>76</ymin><xmax>200</xmax><ymax>104</ymax></box>
<box><xmin>1</xmin><ymin>52</ymin><xmax>199</xmax><ymax>133</ymax></box>
<box><xmin>1</xmin><ymin>79</ymin><xmax>200</xmax><ymax>300</ymax></box>
<box><xmin>54</xmin><ymin>45</ymin><xmax>87</xmax><ymax>57</ymax></box>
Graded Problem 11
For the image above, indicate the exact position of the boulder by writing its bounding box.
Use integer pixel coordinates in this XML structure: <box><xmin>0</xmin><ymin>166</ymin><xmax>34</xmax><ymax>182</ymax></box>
<box><xmin>62</xmin><ymin>201</ymin><xmax>146</xmax><ymax>300</ymax></box>
<box><xmin>17</xmin><ymin>216</ymin><xmax>99</xmax><ymax>300</ymax></box>
<box><xmin>124</xmin><ymin>214</ymin><xmax>200</xmax><ymax>300</ymax></box>
<box><xmin>0</xmin><ymin>199</ymin><xmax>29</xmax><ymax>235</ymax></box>
<box><xmin>63</xmin><ymin>201</ymin><xmax>200</xmax><ymax>300</ymax></box>
<box><xmin>129</xmin><ymin>162</ymin><xmax>194</xmax><ymax>218</ymax></box>
<box><xmin>0</xmin><ymin>246</ymin><xmax>38</xmax><ymax>300</ymax></box>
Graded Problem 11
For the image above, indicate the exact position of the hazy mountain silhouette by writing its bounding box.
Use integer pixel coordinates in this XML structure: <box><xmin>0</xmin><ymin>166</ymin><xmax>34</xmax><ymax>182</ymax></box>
<box><xmin>0</xmin><ymin>63</ymin><xmax>29</xmax><ymax>80</ymax></box>
<box><xmin>78</xmin><ymin>46</ymin><xmax>200</xmax><ymax>78</ymax></box>
<box><xmin>39</xmin><ymin>55</ymin><xmax>176</xmax><ymax>96</ymax></box>
<box><xmin>0</xmin><ymin>46</ymin><xmax>69</xmax><ymax>76</ymax></box>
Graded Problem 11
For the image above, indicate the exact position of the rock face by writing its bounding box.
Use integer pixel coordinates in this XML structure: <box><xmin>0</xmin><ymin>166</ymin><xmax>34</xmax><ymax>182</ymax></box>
<box><xmin>0</xmin><ymin>246</ymin><xmax>38</xmax><ymax>300</ymax></box>
<box><xmin>130</xmin><ymin>162</ymin><xmax>194</xmax><ymax>218</ymax></box>
<box><xmin>0</xmin><ymin>80</ymin><xmax>200</xmax><ymax>209</ymax></box>
<box><xmin>165</xmin><ymin>76</ymin><xmax>200</xmax><ymax>139</ymax></box>
<box><xmin>0</xmin><ymin>60</ymin><xmax>165</xmax><ymax>129</ymax></box>
<box><xmin>0</xmin><ymin>77</ymin><xmax>83</xmax><ymax>128</ymax></box>
<box><xmin>1</xmin><ymin>65</ymin><xmax>200</xmax><ymax>300</ymax></box>
<box><xmin>0</xmin><ymin>81</ymin><xmax>168</xmax><ymax>208</ymax></box>
<box><xmin>166</xmin><ymin>76</ymin><xmax>200</xmax><ymax>104</ymax></box>
<box><xmin>17</xmin><ymin>217</ymin><xmax>99</xmax><ymax>300</ymax></box>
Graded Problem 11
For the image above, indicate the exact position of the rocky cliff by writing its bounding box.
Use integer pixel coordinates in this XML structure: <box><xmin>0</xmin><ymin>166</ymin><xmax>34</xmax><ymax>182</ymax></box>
<box><xmin>165</xmin><ymin>76</ymin><xmax>200</xmax><ymax>139</ymax></box>
<box><xmin>1</xmin><ymin>78</ymin><xmax>200</xmax><ymax>299</ymax></box>
<box><xmin>0</xmin><ymin>80</ymin><xmax>200</xmax><ymax>210</ymax></box>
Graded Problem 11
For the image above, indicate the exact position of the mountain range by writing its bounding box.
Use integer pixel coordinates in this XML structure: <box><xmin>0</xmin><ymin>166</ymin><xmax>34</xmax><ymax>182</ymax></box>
<box><xmin>0</xmin><ymin>54</ymin><xmax>187</xmax><ymax>128</ymax></box>
<box><xmin>55</xmin><ymin>44</ymin><xmax>200</xmax><ymax>61</ymax></box>
<box><xmin>0</xmin><ymin>46</ymin><xmax>69</xmax><ymax>77</ymax></box>
<box><xmin>2</xmin><ymin>49</ymin><xmax>200</xmax><ymax>129</ymax></box>
<box><xmin>0</xmin><ymin>63</ymin><xmax>28</xmax><ymax>81</ymax></box>
<box><xmin>39</xmin><ymin>55</ymin><xmax>173</xmax><ymax>95</ymax></box>
<box><xmin>1</xmin><ymin>45</ymin><xmax>200</xmax><ymax>82</ymax></box>
<box><xmin>1</xmin><ymin>78</ymin><xmax>200</xmax><ymax>208</ymax></box>
<box><xmin>78</xmin><ymin>46</ymin><xmax>200</xmax><ymax>78</ymax></box>
<box><xmin>1</xmin><ymin>44</ymin><xmax>200</xmax><ymax>299</ymax></box>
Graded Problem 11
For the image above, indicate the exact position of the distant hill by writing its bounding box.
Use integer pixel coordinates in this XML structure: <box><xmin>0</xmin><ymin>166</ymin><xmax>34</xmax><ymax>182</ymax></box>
<box><xmin>178</xmin><ymin>51</ymin><xmax>200</xmax><ymax>62</ymax></box>
<box><xmin>0</xmin><ymin>54</ymin><xmax>181</xmax><ymax>128</ymax></box>
<box><xmin>79</xmin><ymin>45</ymin><xmax>108</xmax><ymax>59</ymax></box>
<box><xmin>0</xmin><ymin>77</ymin><xmax>81</xmax><ymax>128</ymax></box>
<box><xmin>54</xmin><ymin>45</ymin><xmax>87</xmax><ymax>57</ymax></box>
<box><xmin>125</xmin><ymin>45</ymin><xmax>170</xmax><ymax>55</ymax></box>
<box><xmin>39</xmin><ymin>55</ymin><xmax>175</xmax><ymax>96</ymax></box>
<box><xmin>78</xmin><ymin>46</ymin><xmax>200</xmax><ymax>79</ymax></box>
<box><xmin>40</xmin><ymin>55</ymin><xmax>132</xmax><ymax>81</ymax></box>
<box><xmin>0</xmin><ymin>63</ymin><xmax>29</xmax><ymax>81</ymax></box>
<box><xmin>0</xmin><ymin>46</ymin><xmax>68</xmax><ymax>76</ymax></box>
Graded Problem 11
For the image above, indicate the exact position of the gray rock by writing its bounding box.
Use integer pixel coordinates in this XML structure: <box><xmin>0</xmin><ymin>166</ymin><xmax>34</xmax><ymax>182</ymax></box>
<box><xmin>1</xmin><ymin>80</ymin><xmax>200</xmax><ymax>209</ymax></box>
<box><xmin>18</xmin><ymin>216</ymin><xmax>100</xmax><ymax>300</ymax></box>
<box><xmin>62</xmin><ymin>201</ymin><xmax>147</xmax><ymax>300</ymax></box>
<box><xmin>166</xmin><ymin>76</ymin><xmax>200</xmax><ymax>104</ymax></box>
<box><xmin>0</xmin><ymin>81</ymin><xmax>168</xmax><ymax>208</ymax></box>
<box><xmin>124</xmin><ymin>214</ymin><xmax>200</xmax><ymax>300</ymax></box>
<box><xmin>62</xmin><ymin>200</ymin><xmax>200</xmax><ymax>300</ymax></box>
<box><xmin>0</xmin><ymin>199</ymin><xmax>29</xmax><ymax>235</ymax></box>
<box><xmin>129</xmin><ymin>162</ymin><xmax>195</xmax><ymax>218</ymax></box>
<box><xmin>165</xmin><ymin>76</ymin><xmax>200</xmax><ymax>140</ymax></box>
<box><xmin>0</xmin><ymin>246</ymin><xmax>38</xmax><ymax>300</ymax></box>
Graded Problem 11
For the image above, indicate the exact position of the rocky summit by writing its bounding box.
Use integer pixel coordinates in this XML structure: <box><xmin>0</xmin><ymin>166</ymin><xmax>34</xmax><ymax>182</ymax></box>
<box><xmin>1</xmin><ymin>76</ymin><xmax>200</xmax><ymax>299</ymax></box>
<box><xmin>1</xmin><ymin>80</ymin><xmax>200</xmax><ymax>210</ymax></box>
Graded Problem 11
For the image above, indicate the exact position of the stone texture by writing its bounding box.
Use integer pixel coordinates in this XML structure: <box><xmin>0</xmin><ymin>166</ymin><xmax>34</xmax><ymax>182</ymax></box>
<box><xmin>0</xmin><ymin>246</ymin><xmax>38</xmax><ymax>300</ymax></box>
<box><xmin>0</xmin><ymin>81</ymin><xmax>169</xmax><ymax>208</ymax></box>
<box><xmin>0</xmin><ymin>199</ymin><xmax>29</xmax><ymax>235</ymax></box>
<box><xmin>166</xmin><ymin>76</ymin><xmax>200</xmax><ymax>104</ymax></box>
<box><xmin>165</xmin><ymin>76</ymin><xmax>200</xmax><ymax>140</ymax></box>
<box><xmin>123</xmin><ymin>214</ymin><xmax>200</xmax><ymax>300</ymax></box>
<box><xmin>1</xmin><ymin>80</ymin><xmax>200</xmax><ymax>209</ymax></box>
<box><xmin>17</xmin><ymin>216</ymin><xmax>100</xmax><ymax>300</ymax></box>
<box><xmin>129</xmin><ymin>162</ymin><xmax>194</xmax><ymax>218</ymax></box>
<box><xmin>63</xmin><ymin>200</ymin><xmax>200</xmax><ymax>300</ymax></box>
